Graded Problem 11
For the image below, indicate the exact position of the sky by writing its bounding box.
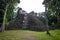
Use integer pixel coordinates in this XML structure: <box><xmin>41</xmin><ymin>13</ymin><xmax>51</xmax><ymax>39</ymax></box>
<box><xmin>17</xmin><ymin>0</ymin><xmax>45</xmax><ymax>13</ymax></box>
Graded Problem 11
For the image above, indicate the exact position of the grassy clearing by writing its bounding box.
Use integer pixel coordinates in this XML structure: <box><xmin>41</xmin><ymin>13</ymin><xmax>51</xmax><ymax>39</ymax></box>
<box><xmin>33</xmin><ymin>30</ymin><xmax>60</xmax><ymax>40</ymax></box>
<box><xmin>0</xmin><ymin>30</ymin><xmax>35</xmax><ymax>40</ymax></box>
<box><xmin>0</xmin><ymin>30</ymin><xmax>60</xmax><ymax>40</ymax></box>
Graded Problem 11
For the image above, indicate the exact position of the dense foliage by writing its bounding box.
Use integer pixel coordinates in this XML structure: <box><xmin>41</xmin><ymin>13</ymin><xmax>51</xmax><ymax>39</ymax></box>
<box><xmin>43</xmin><ymin>0</ymin><xmax>60</xmax><ymax>29</ymax></box>
<box><xmin>0</xmin><ymin>0</ymin><xmax>20</xmax><ymax>32</ymax></box>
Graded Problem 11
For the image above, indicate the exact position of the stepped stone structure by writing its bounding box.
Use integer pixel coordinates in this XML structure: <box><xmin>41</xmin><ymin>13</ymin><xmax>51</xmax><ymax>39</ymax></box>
<box><xmin>7</xmin><ymin>8</ymin><xmax>48</xmax><ymax>31</ymax></box>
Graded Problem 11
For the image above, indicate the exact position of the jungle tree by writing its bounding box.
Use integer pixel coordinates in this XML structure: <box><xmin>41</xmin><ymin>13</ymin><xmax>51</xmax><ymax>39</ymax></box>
<box><xmin>0</xmin><ymin>0</ymin><xmax>20</xmax><ymax>32</ymax></box>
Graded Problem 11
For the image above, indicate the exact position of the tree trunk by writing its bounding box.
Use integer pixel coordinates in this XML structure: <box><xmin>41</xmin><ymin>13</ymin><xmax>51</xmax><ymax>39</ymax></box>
<box><xmin>45</xmin><ymin>2</ymin><xmax>51</xmax><ymax>36</ymax></box>
<box><xmin>1</xmin><ymin>4</ymin><xmax>9</xmax><ymax>32</ymax></box>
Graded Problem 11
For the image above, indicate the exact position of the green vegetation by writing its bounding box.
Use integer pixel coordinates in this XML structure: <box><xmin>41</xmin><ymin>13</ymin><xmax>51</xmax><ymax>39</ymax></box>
<box><xmin>43</xmin><ymin>0</ymin><xmax>60</xmax><ymax>28</ymax></box>
<box><xmin>0</xmin><ymin>0</ymin><xmax>20</xmax><ymax>32</ymax></box>
<box><xmin>0</xmin><ymin>30</ymin><xmax>60</xmax><ymax>40</ymax></box>
<box><xmin>33</xmin><ymin>30</ymin><xmax>60</xmax><ymax>40</ymax></box>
